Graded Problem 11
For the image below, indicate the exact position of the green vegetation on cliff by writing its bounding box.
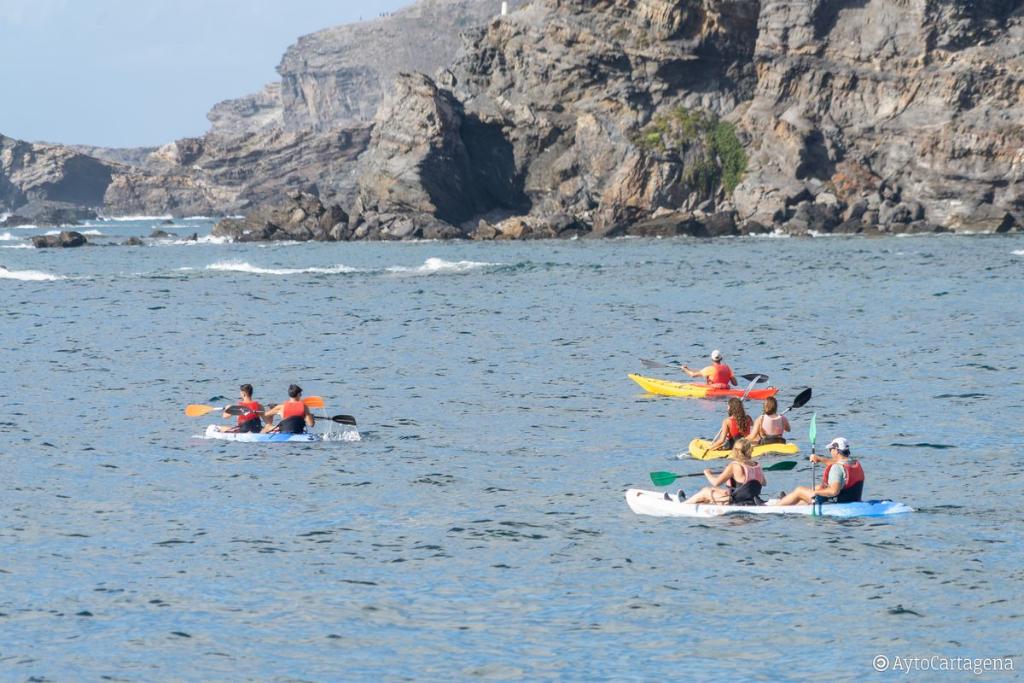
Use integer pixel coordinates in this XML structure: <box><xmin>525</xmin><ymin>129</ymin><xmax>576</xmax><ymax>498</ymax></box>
<box><xmin>633</xmin><ymin>107</ymin><xmax>747</xmax><ymax>195</ymax></box>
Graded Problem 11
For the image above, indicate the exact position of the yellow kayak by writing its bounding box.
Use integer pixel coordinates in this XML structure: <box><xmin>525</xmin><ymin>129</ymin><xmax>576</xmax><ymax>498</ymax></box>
<box><xmin>628</xmin><ymin>374</ymin><xmax>779</xmax><ymax>400</ymax></box>
<box><xmin>689</xmin><ymin>438</ymin><xmax>800</xmax><ymax>460</ymax></box>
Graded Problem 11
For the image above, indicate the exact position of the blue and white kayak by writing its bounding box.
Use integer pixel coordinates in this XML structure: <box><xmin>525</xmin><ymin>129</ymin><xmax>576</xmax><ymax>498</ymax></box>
<box><xmin>626</xmin><ymin>489</ymin><xmax>913</xmax><ymax>518</ymax></box>
<box><xmin>200</xmin><ymin>425</ymin><xmax>320</xmax><ymax>442</ymax></box>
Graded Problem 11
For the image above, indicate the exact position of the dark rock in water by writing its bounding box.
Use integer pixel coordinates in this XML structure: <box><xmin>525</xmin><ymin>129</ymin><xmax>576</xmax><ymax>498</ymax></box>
<box><xmin>123</xmin><ymin>236</ymin><xmax>145</xmax><ymax>246</ymax></box>
<box><xmin>1</xmin><ymin>202</ymin><xmax>97</xmax><ymax>228</ymax></box>
<box><xmin>161</xmin><ymin>218</ymin><xmax>174</xmax><ymax>225</ymax></box>
<box><xmin>699</xmin><ymin>211</ymin><xmax>739</xmax><ymax>238</ymax></box>
<box><xmin>740</xmin><ymin>220</ymin><xmax>771</xmax><ymax>235</ymax></box>
<box><xmin>212</xmin><ymin>191</ymin><xmax>349</xmax><ymax>242</ymax></box>
<box><xmin>833</xmin><ymin>218</ymin><xmax>865</xmax><ymax>235</ymax></box>
<box><xmin>786</xmin><ymin>202</ymin><xmax>841</xmax><ymax>234</ymax></box>
<box><xmin>32</xmin><ymin>231</ymin><xmax>88</xmax><ymax>248</ymax></box>
<box><xmin>900</xmin><ymin>220</ymin><xmax>947</xmax><ymax>234</ymax></box>
<box><xmin>188</xmin><ymin>233</ymin><xmax>198</xmax><ymax>241</ymax></box>
<box><xmin>624</xmin><ymin>212</ymin><xmax>704</xmax><ymax>238</ymax></box>
<box><xmin>149</xmin><ymin>229</ymin><xmax>172</xmax><ymax>238</ymax></box>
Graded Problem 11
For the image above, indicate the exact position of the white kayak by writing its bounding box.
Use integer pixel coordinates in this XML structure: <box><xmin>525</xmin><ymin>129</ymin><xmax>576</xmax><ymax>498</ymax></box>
<box><xmin>625</xmin><ymin>489</ymin><xmax>913</xmax><ymax>518</ymax></box>
<box><xmin>198</xmin><ymin>425</ymin><xmax>361</xmax><ymax>443</ymax></box>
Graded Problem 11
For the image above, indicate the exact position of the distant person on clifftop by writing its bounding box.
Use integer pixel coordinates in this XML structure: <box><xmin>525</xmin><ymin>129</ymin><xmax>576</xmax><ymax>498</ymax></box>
<box><xmin>681</xmin><ymin>349</ymin><xmax>736</xmax><ymax>388</ymax></box>
<box><xmin>262</xmin><ymin>384</ymin><xmax>315</xmax><ymax>434</ymax></box>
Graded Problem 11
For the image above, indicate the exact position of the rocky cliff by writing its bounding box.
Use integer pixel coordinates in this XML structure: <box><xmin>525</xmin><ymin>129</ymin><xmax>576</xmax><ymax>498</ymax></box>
<box><xmin>2</xmin><ymin>0</ymin><xmax>520</xmax><ymax>221</ymax></box>
<box><xmin>347</xmin><ymin>0</ymin><xmax>1024</xmax><ymax>238</ymax></box>
<box><xmin>6</xmin><ymin>0</ymin><xmax>1024</xmax><ymax>237</ymax></box>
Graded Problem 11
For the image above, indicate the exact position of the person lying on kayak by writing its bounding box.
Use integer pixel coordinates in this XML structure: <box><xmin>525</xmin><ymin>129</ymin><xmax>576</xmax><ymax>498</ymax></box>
<box><xmin>704</xmin><ymin>397</ymin><xmax>753</xmax><ymax>452</ymax></box>
<box><xmin>772</xmin><ymin>437</ymin><xmax>865</xmax><ymax>506</ymax></box>
<box><xmin>748</xmin><ymin>396</ymin><xmax>790</xmax><ymax>445</ymax></box>
<box><xmin>680</xmin><ymin>349</ymin><xmax>736</xmax><ymax>388</ymax></box>
<box><xmin>216</xmin><ymin>383</ymin><xmax>263</xmax><ymax>433</ymax></box>
<box><xmin>678</xmin><ymin>438</ymin><xmax>766</xmax><ymax>505</ymax></box>
<box><xmin>261</xmin><ymin>384</ymin><xmax>315</xmax><ymax>434</ymax></box>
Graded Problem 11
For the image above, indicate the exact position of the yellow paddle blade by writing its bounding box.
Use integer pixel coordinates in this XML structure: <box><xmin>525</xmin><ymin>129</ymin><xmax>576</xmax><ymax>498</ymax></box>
<box><xmin>185</xmin><ymin>404</ymin><xmax>218</xmax><ymax>417</ymax></box>
<box><xmin>303</xmin><ymin>396</ymin><xmax>325</xmax><ymax>409</ymax></box>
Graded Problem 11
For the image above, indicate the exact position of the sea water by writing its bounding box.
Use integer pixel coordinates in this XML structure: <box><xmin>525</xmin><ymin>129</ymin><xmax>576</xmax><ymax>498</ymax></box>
<box><xmin>0</xmin><ymin>222</ymin><xmax>1021</xmax><ymax>680</ymax></box>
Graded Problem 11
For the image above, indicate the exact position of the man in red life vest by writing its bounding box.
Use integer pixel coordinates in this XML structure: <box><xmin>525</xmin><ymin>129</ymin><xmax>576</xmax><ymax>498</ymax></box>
<box><xmin>262</xmin><ymin>384</ymin><xmax>315</xmax><ymax>434</ymax></box>
<box><xmin>216</xmin><ymin>383</ymin><xmax>263</xmax><ymax>433</ymax></box>
<box><xmin>681</xmin><ymin>349</ymin><xmax>736</xmax><ymax>389</ymax></box>
<box><xmin>772</xmin><ymin>437</ymin><xmax>866</xmax><ymax>506</ymax></box>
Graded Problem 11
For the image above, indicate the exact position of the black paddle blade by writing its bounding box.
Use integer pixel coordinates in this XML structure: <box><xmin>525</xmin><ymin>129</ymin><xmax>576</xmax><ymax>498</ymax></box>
<box><xmin>328</xmin><ymin>415</ymin><xmax>357</xmax><ymax>426</ymax></box>
<box><xmin>763</xmin><ymin>461</ymin><xmax>798</xmax><ymax>472</ymax></box>
<box><xmin>741</xmin><ymin>373</ymin><xmax>768</xmax><ymax>383</ymax></box>
<box><xmin>641</xmin><ymin>359</ymin><xmax>674</xmax><ymax>369</ymax></box>
<box><xmin>789</xmin><ymin>388</ymin><xmax>812</xmax><ymax>411</ymax></box>
<box><xmin>223</xmin><ymin>405</ymin><xmax>245</xmax><ymax>416</ymax></box>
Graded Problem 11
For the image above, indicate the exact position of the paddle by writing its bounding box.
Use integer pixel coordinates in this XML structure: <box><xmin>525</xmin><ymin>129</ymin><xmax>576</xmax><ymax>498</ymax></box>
<box><xmin>809</xmin><ymin>412</ymin><xmax>818</xmax><ymax>488</ymax></box>
<box><xmin>650</xmin><ymin>460</ymin><xmax>798</xmax><ymax>487</ymax></box>
<box><xmin>318</xmin><ymin>414</ymin><xmax>357</xmax><ymax>426</ymax></box>
<box><xmin>640</xmin><ymin>358</ymin><xmax>681</xmax><ymax>369</ymax></box>
<box><xmin>185</xmin><ymin>395</ymin><xmax>324</xmax><ymax>417</ymax></box>
<box><xmin>782</xmin><ymin>387</ymin><xmax>812</xmax><ymax>414</ymax></box>
<box><xmin>739</xmin><ymin>374</ymin><xmax>769</xmax><ymax>400</ymax></box>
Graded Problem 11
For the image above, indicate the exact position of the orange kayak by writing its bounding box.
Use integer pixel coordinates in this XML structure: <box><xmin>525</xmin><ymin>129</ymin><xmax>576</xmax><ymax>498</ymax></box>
<box><xmin>628</xmin><ymin>374</ymin><xmax>779</xmax><ymax>399</ymax></box>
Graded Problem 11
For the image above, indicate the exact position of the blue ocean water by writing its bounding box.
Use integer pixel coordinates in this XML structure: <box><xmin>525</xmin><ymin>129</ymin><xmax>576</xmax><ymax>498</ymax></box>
<box><xmin>1</xmin><ymin>220</ymin><xmax>1021</xmax><ymax>680</ymax></box>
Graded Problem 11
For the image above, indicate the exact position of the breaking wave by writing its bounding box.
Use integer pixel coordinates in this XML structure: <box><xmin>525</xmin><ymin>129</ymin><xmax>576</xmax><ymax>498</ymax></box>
<box><xmin>0</xmin><ymin>266</ymin><xmax>65</xmax><ymax>281</ymax></box>
<box><xmin>202</xmin><ymin>260</ymin><xmax>362</xmax><ymax>275</ymax></box>
<box><xmin>385</xmin><ymin>257</ymin><xmax>501</xmax><ymax>274</ymax></box>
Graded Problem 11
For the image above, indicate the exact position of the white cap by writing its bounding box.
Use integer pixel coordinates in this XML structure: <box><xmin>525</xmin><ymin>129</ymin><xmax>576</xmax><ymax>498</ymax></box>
<box><xmin>827</xmin><ymin>437</ymin><xmax>851</xmax><ymax>453</ymax></box>
<box><xmin>710</xmin><ymin>349</ymin><xmax>723</xmax><ymax>361</ymax></box>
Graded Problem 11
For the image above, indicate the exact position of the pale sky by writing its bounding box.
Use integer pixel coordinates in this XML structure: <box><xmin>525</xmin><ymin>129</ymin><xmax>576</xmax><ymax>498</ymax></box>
<box><xmin>0</xmin><ymin>0</ymin><xmax>411</xmax><ymax>148</ymax></box>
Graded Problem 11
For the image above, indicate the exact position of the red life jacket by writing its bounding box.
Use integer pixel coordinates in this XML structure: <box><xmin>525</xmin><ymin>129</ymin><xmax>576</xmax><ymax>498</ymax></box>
<box><xmin>728</xmin><ymin>415</ymin><xmax>752</xmax><ymax>438</ymax></box>
<box><xmin>237</xmin><ymin>400</ymin><xmax>262</xmax><ymax>425</ymax></box>
<box><xmin>282</xmin><ymin>400</ymin><xmax>306</xmax><ymax>419</ymax></box>
<box><xmin>822</xmin><ymin>461</ymin><xmax>865</xmax><ymax>491</ymax></box>
<box><xmin>707</xmin><ymin>363</ymin><xmax>733</xmax><ymax>388</ymax></box>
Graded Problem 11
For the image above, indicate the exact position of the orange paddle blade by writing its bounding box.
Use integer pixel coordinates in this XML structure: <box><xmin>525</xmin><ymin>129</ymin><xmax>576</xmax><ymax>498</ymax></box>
<box><xmin>185</xmin><ymin>404</ymin><xmax>219</xmax><ymax>417</ymax></box>
<box><xmin>303</xmin><ymin>396</ymin><xmax>325</xmax><ymax>409</ymax></box>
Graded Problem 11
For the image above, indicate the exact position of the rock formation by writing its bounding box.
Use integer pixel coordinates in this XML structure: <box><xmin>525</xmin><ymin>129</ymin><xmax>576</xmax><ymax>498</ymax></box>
<box><xmin>5</xmin><ymin>0</ymin><xmax>1024</xmax><ymax>237</ymax></box>
<box><xmin>213</xmin><ymin>191</ymin><xmax>348</xmax><ymax>241</ymax></box>
<box><xmin>31</xmin><ymin>230</ymin><xmax>88</xmax><ymax>248</ymax></box>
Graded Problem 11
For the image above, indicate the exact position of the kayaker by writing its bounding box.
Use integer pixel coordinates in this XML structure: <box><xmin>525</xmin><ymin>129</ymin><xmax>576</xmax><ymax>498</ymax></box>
<box><xmin>680</xmin><ymin>349</ymin><xmax>736</xmax><ymax>388</ymax></box>
<box><xmin>748</xmin><ymin>396</ymin><xmax>790</xmax><ymax>445</ymax></box>
<box><xmin>772</xmin><ymin>437</ymin><xmax>865</xmax><ymax>506</ymax></box>
<box><xmin>216</xmin><ymin>383</ymin><xmax>263</xmax><ymax>433</ymax></box>
<box><xmin>678</xmin><ymin>438</ymin><xmax>766</xmax><ymax>505</ymax></box>
<box><xmin>262</xmin><ymin>384</ymin><xmax>315</xmax><ymax>434</ymax></box>
<box><xmin>705</xmin><ymin>397</ymin><xmax>753</xmax><ymax>452</ymax></box>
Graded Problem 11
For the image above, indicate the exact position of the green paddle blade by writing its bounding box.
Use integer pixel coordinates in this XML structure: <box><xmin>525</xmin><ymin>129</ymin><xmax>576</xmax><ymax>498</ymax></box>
<box><xmin>763</xmin><ymin>460</ymin><xmax>798</xmax><ymax>472</ymax></box>
<box><xmin>650</xmin><ymin>471</ymin><xmax>680</xmax><ymax>486</ymax></box>
<box><xmin>809</xmin><ymin>412</ymin><xmax>817</xmax><ymax>448</ymax></box>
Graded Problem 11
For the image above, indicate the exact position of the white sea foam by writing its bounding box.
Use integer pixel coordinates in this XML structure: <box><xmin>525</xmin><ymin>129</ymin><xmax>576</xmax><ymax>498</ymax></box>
<box><xmin>0</xmin><ymin>266</ymin><xmax>65</xmax><ymax>281</ymax></box>
<box><xmin>0</xmin><ymin>231</ymin><xmax>19</xmax><ymax>241</ymax></box>
<box><xmin>102</xmin><ymin>214</ymin><xmax>174</xmax><ymax>222</ymax></box>
<box><xmin>44</xmin><ymin>229</ymin><xmax>104</xmax><ymax>236</ymax></box>
<box><xmin>386</xmin><ymin>257</ymin><xmax>500</xmax><ymax>274</ymax></box>
<box><xmin>0</xmin><ymin>244</ymin><xmax>32</xmax><ymax>249</ymax></box>
<box><xmin>204</xmin><ymin>260</ymin><xmax>361</xmax><ymax>275</ymax></box>
<box><xmin>154</xmin><ymin>234</ymin><xmax>232</xmax><ymax>246</ymax></box>
<box><xmin>1013</xmin><ymin>249</ymin><xmax>1024</xmax><ymax>256</ymax></box>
